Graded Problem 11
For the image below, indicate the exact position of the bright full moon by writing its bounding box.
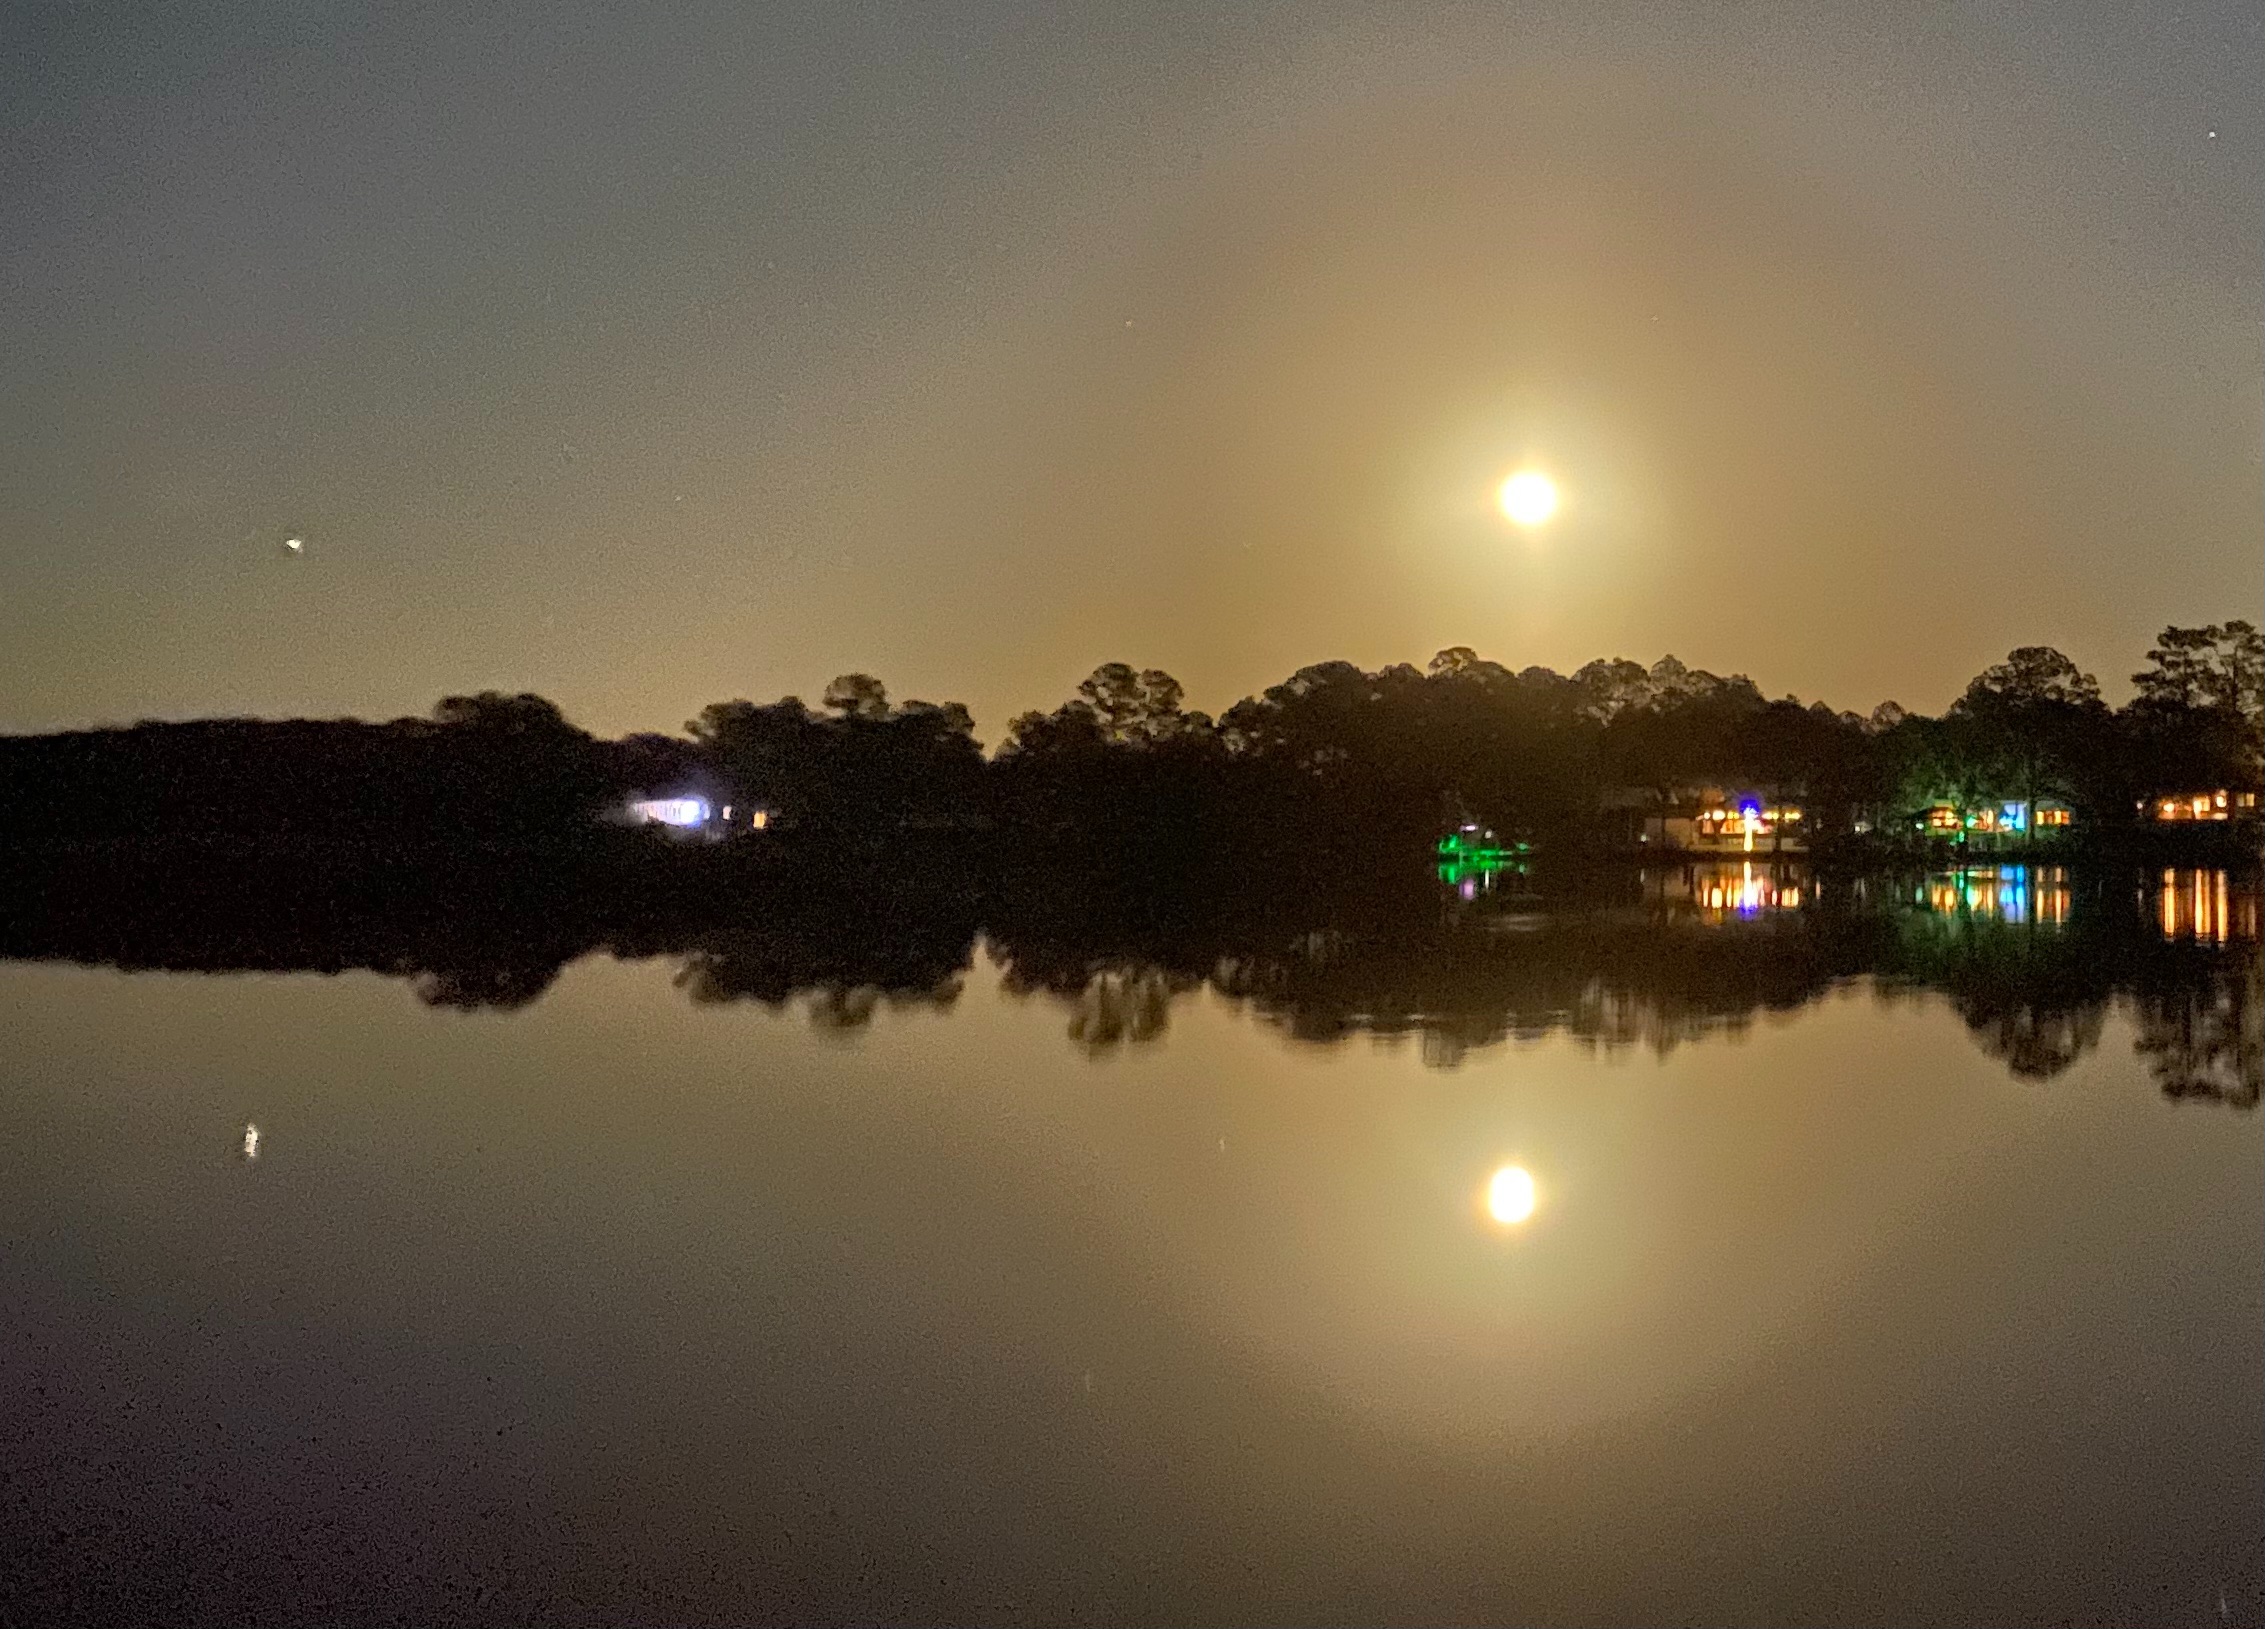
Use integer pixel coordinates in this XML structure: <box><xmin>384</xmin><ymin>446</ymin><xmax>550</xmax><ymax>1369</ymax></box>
<box><xmin>1497</xmin><ymin>470</ymin><xmax>1559</xmax><ymax>528</ymax></box>
<box><xmin>1485</xmin><ymin>1164</ymin><xmax>1538</xmax><ymax>1225</ymax></box>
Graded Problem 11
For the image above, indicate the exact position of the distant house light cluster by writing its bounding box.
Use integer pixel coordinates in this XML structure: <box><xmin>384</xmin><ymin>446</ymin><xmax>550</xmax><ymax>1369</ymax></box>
<box><xmin>1921</xmin><ymin>798</ymin><xmax>2072</xmax><ymax>837</ymax></box>
<box><xmin>2147</xmin><ymin>789</ymin><xmax>2257</xmax><ymax>823</ymax></box>
<box><xmin>630</xmin><ymin>796</ymin><xmax>710</xmax><ymax>828</ymax></box>
<box><xmin>1638</xmin><ymin>786</ymin><xmax>1805</xmax><ymax>854</ymax></box>
<box><xmin>617</xmin><ymin>793</ymin><xmax>773</xmax><ymax>837</ymax></box>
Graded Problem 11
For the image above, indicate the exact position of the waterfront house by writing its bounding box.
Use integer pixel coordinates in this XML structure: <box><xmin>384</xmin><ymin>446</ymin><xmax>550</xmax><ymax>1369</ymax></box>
<box><xmin>2143</xmin><ymin>788</ymin><xmax>2261</xmax><ymax>823</ymax></box>
<box><xmin>1920</xmin><ymin>798</ymin><xmax>2073</xmax><ymax>841</ymax></box>
<box><xmin>1634</xmin><ymin>785</ymin><xmax>1808</xmax><ymax>855</ymax></box>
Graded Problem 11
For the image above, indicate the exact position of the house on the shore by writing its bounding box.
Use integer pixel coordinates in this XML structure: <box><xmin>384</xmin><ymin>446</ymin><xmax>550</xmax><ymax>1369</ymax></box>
<box><xmin>616</xmin><ymin>793</ymin><xmax>774</xmax><ymax>838</ymax></box>
<box><xmin>2143</xmin><ymin>788</ymin><xmax>2261</xmax><ymax>823</ymax></box>
<box><xmin>1624</xmin><ymin>785</ymin><xmax>1808</xmax><ymax>855</ymax></box>
<box><xmin>602</xmin><ymin>732</ymin><xmax>773</xmax><ymax>839</ymax></box>
<box><xmin>627</xmin><ymin>794</ymin><xmax>712</xmax><ymax>829</ymax></box>
<box><xmin>1918</xmin><ymin>797</ymin><xmax>2074</xmax><ymax>842</ymax></box>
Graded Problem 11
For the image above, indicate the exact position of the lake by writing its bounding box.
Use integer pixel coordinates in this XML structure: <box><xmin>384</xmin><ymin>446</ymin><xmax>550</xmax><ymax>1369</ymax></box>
<box><xmin>3</xmin><ymin>861</ymin><xmax>2258</xmax><ymax>1625</ymax></box>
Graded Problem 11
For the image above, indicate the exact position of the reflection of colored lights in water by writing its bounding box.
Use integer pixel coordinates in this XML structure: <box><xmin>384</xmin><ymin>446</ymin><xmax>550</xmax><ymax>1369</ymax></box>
<box><xmin>1484</xmin><ymin>1165</ymin><xmax>1538</xmax><ymax>1225</ymax></box>
<box><xmin>2160</xmin><ymin>869</ymin><xmax>2238</xmax><ymax>942</ymax></box>
<box><xmin>1438</xmin><ymin>852</ymin><xmax>1527</xmax><ymax>898</ymax></box>
<box><xmin>1689</xmin><ymin>864</ymin><xmax>1801</xmax><ymax>917</ymax></box>
<box><xmin>1921</xmin><ymin>866</ymin><xmax>2071</xmax><ymax>925</ymax></box>
<box><xmin>1658</xmin><ymin>866</ymin><xmax>1818</xmax><ymax>917</ymax></box>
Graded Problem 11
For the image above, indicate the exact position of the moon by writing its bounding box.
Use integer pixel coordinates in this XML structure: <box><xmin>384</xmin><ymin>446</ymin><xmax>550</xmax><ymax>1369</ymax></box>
<box><xmin>1484</xmin><ymin>1164</ymin><xmax>1538</xmax><ymax>1225</ymax></box>
<box><xmin>1497</xmin><ymin>470</ymin><xmax>1559</xmax><ymax>528</ymax></box>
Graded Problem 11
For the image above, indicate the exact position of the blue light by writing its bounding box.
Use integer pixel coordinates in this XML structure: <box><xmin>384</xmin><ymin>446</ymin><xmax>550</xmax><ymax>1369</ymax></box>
<box><xmin>1739</xmin><ymin>800</ymin><xmax>1761</xmax><ymax>817</ymax></box>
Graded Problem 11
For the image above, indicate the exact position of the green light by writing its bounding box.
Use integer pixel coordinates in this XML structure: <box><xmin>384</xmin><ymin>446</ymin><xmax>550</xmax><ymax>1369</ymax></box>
<box><xmin>1437</xmin><ymin>825</ymin><xmax>1532</xmax><ymax>891</ymax></box>
<box><xmin>1436</xmin><ymin>828</ymin><xmax>1531</xmax><ymax>863</ymax></box>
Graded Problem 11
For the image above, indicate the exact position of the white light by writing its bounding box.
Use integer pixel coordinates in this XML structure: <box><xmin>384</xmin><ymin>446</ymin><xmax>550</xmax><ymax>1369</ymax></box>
<box><xmin>284</xmin><ymin>537</ymin><xmax>304</xmax><ymax>553</ymax></box>
<box><xmin>1485</xmin><ymin>1164</ymin><xmax>1537</xmax><ymax>1225</ymax></box>
<box><xmin>242</xmin><ymin>1123</ymin><xmax>261</xmax><ymax>1160</ymax></box>
<box><xmin>1497</xmin><ymin>471</ymin><xmax>1559</xmax><ymax>528</ymax></box>
<box><xmin>631</xmin><ymin>796</ymin><xmax>709</xmax><ymax>827</ymax></box>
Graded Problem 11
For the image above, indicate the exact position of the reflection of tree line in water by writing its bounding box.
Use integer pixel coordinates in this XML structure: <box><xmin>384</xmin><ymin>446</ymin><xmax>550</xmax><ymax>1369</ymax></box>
<box><xmin>1001</xmin><ymin>885</ymin><xmax>2260</xmax><ymax>1107</ymax></box>
<box><xmin>4</xmin><ymin>848</ymin><xmax>2255</xmax><ymax>1105</ymax></box>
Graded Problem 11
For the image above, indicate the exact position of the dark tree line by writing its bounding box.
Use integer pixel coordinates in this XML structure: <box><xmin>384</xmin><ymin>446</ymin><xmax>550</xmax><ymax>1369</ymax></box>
<box><xmin>1</xmin><ymin>622</ymin><xmax>2256</xmax><ymax>854</ymax></box>
<box><xmin>751</xmin><ymin>622</ymin><xmax>2258</xmax><ymax>853</ymax></box>
<box><xmin>840</xmin><ymin>621</ymin><xmax>2256</xmax><ymax>853</ymax></box>
<box><xmin>0</xmin><ymin>691</ymin><xmax>621</xmax><ymax>847</ymax></box>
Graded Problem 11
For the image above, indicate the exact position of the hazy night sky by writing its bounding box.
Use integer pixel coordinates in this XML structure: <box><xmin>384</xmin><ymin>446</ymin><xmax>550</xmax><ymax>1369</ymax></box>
<box><xmin>5</xmin><ymin>1</ymin><xmax>2257</xmax><ymax>740</ymax></box>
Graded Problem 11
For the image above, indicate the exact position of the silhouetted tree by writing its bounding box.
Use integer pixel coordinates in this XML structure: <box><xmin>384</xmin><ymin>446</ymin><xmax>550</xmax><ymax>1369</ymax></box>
<box><xmin>689</xmin><ymin>678</ymin><xmax>985</xmax><ymax>834</ymax></box>
<box><xmin>432</xmin><ymin>691</ymin><xmax>578</xmax><ymax>735</ymax></box>
<box><xmin>2125</xmin><ymin>622</ymin><xmax>2265</xmax><ymax>797</ymax></box>
<box><xmin>821</xmin><ymin>673</ymin><xmax>892</xmax><ymax>721</ymax></box>
<box><xmin>1941</xmin><ymin>646</ymin><xmax>2109</xmax><ymax>824</ymax></box>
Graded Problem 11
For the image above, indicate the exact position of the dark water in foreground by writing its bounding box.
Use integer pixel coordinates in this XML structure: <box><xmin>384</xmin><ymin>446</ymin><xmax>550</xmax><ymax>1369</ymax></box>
<box><xmin>3</xmin><ymin>862</ymin><xmax>2259</xmax><ymax>1626</ymax></box>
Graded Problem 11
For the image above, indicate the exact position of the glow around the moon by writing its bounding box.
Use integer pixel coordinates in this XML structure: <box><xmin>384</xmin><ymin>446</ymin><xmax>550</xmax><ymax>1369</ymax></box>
<box><xmin>1497</xmin><ymin>470</ymin><xmax>1559</xmax><ymax>527</ymax></box>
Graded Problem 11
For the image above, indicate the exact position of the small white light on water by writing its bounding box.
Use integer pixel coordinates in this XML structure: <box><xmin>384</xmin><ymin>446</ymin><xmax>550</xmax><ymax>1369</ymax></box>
<box><xmin>1485</xmin><ymin>1164</ymin><xmax>1537</xmax><ymax>1225</ymax></box>
<box><xmin>242</xmin><ymin>1123</ymin><xmax>261</xmax><ymax>1160</ymax></box>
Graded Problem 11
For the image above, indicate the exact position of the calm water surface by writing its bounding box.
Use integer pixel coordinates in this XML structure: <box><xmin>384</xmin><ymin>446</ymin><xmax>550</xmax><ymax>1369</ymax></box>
<box><xmin>4</xmin><ymin>865</ymin><xmax>2259</xmax><ymax>1625</ymax></box>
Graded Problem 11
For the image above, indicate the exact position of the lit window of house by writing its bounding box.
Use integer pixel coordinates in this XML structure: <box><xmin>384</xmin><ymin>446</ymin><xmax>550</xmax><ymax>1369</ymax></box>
<box><xmin>2152</xmin><ymin>791</ymin><xmax>2233</xmax><ymax>822</ymax></box>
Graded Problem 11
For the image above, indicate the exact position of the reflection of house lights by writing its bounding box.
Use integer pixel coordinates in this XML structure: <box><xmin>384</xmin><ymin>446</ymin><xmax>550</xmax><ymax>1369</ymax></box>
<box><xmin>1920</xmin><ymin>865</ymin><xmax>2073</xmax><ymax>925</ymax></box>
<box><xmin>2160</xmin><ymin>869</ymin><xmax>2238</xmax><ymax>941</ymax></box>
<box><xmin>1686</xmin><ymin>864</ymin><xmax>1803</xmax><ymax>917</ymax></box>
